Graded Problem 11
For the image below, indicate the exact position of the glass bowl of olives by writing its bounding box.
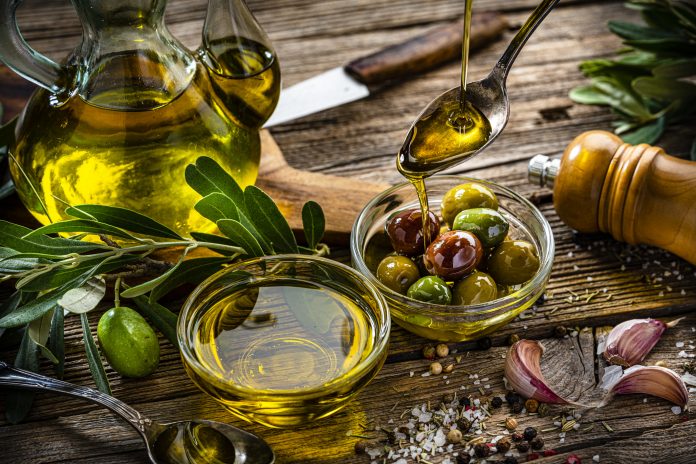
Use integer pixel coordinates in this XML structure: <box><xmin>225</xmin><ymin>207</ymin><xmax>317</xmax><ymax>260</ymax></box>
<box><xmin>350</xmin><ymin>176</ymin><xmax>554</xmax><ymax>341</ymax></box>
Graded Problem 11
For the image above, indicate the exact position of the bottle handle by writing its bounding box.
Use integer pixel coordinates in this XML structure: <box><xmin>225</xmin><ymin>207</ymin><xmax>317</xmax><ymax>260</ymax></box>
<box><xmin>0</xmin><ymin>0</ymin><xmax>71</xmax><ymax>95</ymax></box>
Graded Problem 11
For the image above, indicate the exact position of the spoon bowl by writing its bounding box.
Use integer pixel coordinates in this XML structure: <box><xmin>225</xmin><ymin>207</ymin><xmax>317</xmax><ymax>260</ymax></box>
<box><xmin>399</xmin><ymin>0</ymin><xmax>560</xmax><ymax>177</ymax></box>
<box><xmin>0</xmin><ymin>361</ymin><xmax>274</xmax><ymax>464</ymax></box>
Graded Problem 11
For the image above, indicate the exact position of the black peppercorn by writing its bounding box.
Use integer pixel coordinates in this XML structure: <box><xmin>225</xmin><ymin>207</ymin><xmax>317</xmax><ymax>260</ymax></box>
<box><xmin>397</xmin><ymin>426</ymin><xmax>410</xmax><ymax>436</ymax></box>
<box><xmin>461</xmin><ymin>397</ymin><xmax>471</xmax><ymax>407</ymax></box>
<box><xmin>477</xmin><ymin>337</ymin><xmax>492</xmax><ymax>350</ymax></box>
<box><xmin>523</xmin><ymin>426</ymin><xmax>538</xmax><ymax>441</ymax></box>
<box><xmin>505</xmin><ymin>390</ymin><xmax>516</xmax><ymax>403</ymax></box>
<box><xmin>511</xmin><ymin>432</ymin><xmax>524</xmax><ymax>442</ymax></box>
<box><xmin>530</xmin><ymin>436</ymin><xmax>544</xmax><ymax>450</ymax></box>
<box><xmin>490</xmin><ymin>396</ymin><xmax>503</xmax><ymax>408</ymax></box>
<box><xmin>456</xmin><ymin>454</ymin><xmax>471</xmax><ymax>464</ymax></box>
<box><xmin>503</xmin><ymin>458</ymin><xmax>519</xmax><ymax>464</ymax></box>
<box><xmin>385</xmin><ymin>430</ymin><xmax>397</xmax><ymax>445</ymax></box>
<box><xmin>474</xmin><ymin>443</ymin><xmax>491</xmax><ymax>458</ymax></box>
<box><xmin>511</xmin><ymin>400</ymin><xmax>524</xmax><ymax>414</ymax></box>
<box><xmin>456</xmin><ymin>417</ymin><xmax>472</xmax><ymax>433</ymax></box>
<box><xmin>554</xmin><ymin>325</ymin><xmax>567</xmax><ymax>338</ymax></box>
<box><xmin>516</xmin><ymin>441</ymin><xmax>530</xmax><ymax>453</ymax></box>
<box><xmin>354</xmin><ymin>439</ymin><xmax>372</xmax><ymax>454</ymax></box>
<box><xmin>537</xmin><ymin>402</ymin><xmax>550</xmax><ymax>417</ymax></box>
<box><xmin>496</xmin><ymin>437</ymin><xmax>512</xmax><ymax>453</ymax></box>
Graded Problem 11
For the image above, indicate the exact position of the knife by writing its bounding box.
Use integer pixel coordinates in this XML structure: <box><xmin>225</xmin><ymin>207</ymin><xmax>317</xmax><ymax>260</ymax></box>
<box><xmin>264</xmin><ymin>12</ymin><xmax>509</xmax><ymax>128</ymax></box>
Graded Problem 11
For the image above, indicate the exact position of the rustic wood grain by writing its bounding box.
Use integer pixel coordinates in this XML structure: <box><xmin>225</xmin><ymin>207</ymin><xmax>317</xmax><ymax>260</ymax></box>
<box><xmin>2</xmin><ymin>0</ymin><xmax>696</xmax><ymax>462</ymax></box>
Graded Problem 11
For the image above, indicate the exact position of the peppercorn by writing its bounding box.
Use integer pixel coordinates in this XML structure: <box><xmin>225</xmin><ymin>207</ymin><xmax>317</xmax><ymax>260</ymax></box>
<box><xmin>505</xmin><ymin>390</ymin><xmax>518</xmax><ymax>403</ymax></box>
<box><xmin>442</xmin><ymin>393</ymin><xmax>455</xmax><ymax>405</ymax></box>
<box><xmin>422</xmin><ymin>344</ymin><xmax>436</xmax><ymax>359</ymax></box>
<box><xmin>490</xmin><ymin>396</ymin><xmax>503</xmax><ymax>408</ymax></box>
<box><xmin>511</xmin><ymin>400</ymin><xmax>524</xmax><ymax>414</ymax></box>
<box><xmin>456</xmin><ymin>417</ymin><xmax>472</xmax><ymax>433</ymax></box>
<box><xmin>537</xmin><ymin>402</ymin><xmax>550</xmax><ymax>417</ymax></box>
<box><xmin>516</xmin><ymin>441</ymin><xmax>530</xmax><ymax>452</ymax></box>
<box><xmin>436</xmin><ymin>343</ymin><xmax>449</xmax><ymax>357</ymax></box>
<box><xmin>474</xmin><ymin>442</ymin><xmax>491</xmax><ymax>458</ymax></box>
<box><xmin>430</xmin><ymin>361</ymin><xmax>443</xmax><ymax>375</ymax></box>
<box><xmin>511</xmin><ymin>432</ymin><xmax>524</xmax><ymax>442</ymax></box>
<box><xmin>385</xmin><ymin>430</ymin><xmax>397</xmax><ymax>445</ymax></box>
<box><xmin>496</xmin><ymin>437</ymin><xmax>512</xmax><ymax>453</ymax></box>
<box><xmin>508</xmin><ymin>333</ymin><xmax>520</xmax><ymax>345</ymax></box>
<box><xmin>397</xmin><ymin>426</ymin><xmax>410</xmax><ymax>436</ymax></box>
<box><xmin>477</xmin><ymin>337</ymin><xmax>492</xmax><ymax>350</ymax></box>
<box><xmin>523</xmin><ymin>426</ymin><xmax>538</xmax><ymax>441</ymax></box>
<box><xmin>525</xmin><ymin>398</ymin><xmax>539</xmax><ymax>413</ymax></box>
<box><xmin>565</xmin><ymin>455</ymin><xmax>582</xmax><ymax>464</ymax></box>
<box><xmin>456</xmin><ymin>454</ymin><xmax>471</xmax><ymax>464</ymax></box>
<box><xmin>461</xmin><ymin>397</ymin><xmax>471</xmax><ymax>407</ymax></box>
<box><xmin>554</xmin><ymin>325</ymin><xmax>567</xmax><ymax>338</ymax></box>
<box><xmin>530</xmin><ymin>436</ymin><xmax>544</xmax><ymax>450</ymax></box>
<box><xmin>505</xmin><ymin>417</ymin><xmax>518</xmax><ymax>431</ymax></box>
<box><xmin>354</xmin><ymin>439</ymin><xmax>373</xmax><ymax>454</ymax></box>
<box><xmin>447</xmin><ymin>428</ymin><xmax>463</xmax><ymax>444</ymax></box>
<box><xmin>443</xmin><ymin>363</ymin><xmax>454</xmax><ymax>373</ymax></box>
<box><xmin>503</xmin><ymin>457</ymin><xmax>519</xmax><ymax>464</ymax></box>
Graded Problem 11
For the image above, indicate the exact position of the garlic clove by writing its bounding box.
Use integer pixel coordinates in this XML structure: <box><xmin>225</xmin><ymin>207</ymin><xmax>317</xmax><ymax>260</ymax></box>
<box><xmin>603</xmin><ymin>317</ymin><xmax>682</xmax><ymax>367</ymax></box>
<box><xmin>606</xmin><ymin>365</ymin><xmax>689</xmax><ymax>409</ymax></box>
<box><xmin>505</xmin><ymin>340</ymin><xmax>571</xmax><ymax>404</ymax></box>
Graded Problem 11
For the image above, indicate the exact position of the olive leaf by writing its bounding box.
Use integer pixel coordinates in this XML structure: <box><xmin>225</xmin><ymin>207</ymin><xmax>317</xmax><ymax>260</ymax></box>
<box><xmin>80</xmin><ymin>313</ymin><xmax>111</xmax><ymax>395</ymax></box>
<box><xmin>632</xmin><ymin>76</ymin><xmax>696</xmax><ymax>100</ymax></box>
<box><xmin>66</xmin><ymin>204</ymin><xmax>183</xmax><ymax>240</ymax></box>
<box><xmin>0</xmin><ymin>247</ymin><xmax>40</xmax><ymax>274</ymax></box>
<box><xmin>0</xmin><ymin>220</ymin><xmax>106</xmax><ymax>255</ymax></box>
<box><xmin>24</xmin><ymin>219</ymin><xmax>138</xmax><ymax>241</ymax></box>
<box><xmin>0</xmin><ymin>292</ymin><xmax>21</xmax><ymax>340</ymax></box>
<box><xmin>194</xmin><ymin>192</ymin><xmax>239</xmax><ymax>224</ymax></box>
<box><xmin>189</xmin><ymin>232</ymin><xmax>240</xmax><ymax>255</ymax></box>
<box><xmin>58</xmin><ymin>277</ymin><xmax>106</xmax><ymax>314</ymax></box>
<box><xmin>48</xmin><ymin>306</ymin><xmax>65</xmax><ymax>378</ymax></box>
<box><xmin>621</xmin><ymin>116</ymin><xmax>666</xmax><ymax>145</ymax></box>
<box><xmin>186</xmin><ymin>156</ymin><xmax>245</xmax><ymax>208</ymax></box>
<box><xmin>148</xmin><ymin>257</ymin><xmax>230</xmax><ymax>302</ymax></box>
<box><xmin>4</xmin><ymin>330</ymin><xmax>39</xmax><ymax>424</ymax></box>
<box><xmin>244</xmin><ymin>186</ymin><xmax>298</xmax><ymax>253</ymax></box>
<box><xmin>129</xmin><ymin>294</ymin><xmax>179</xmax><ymax>349</ymax></box>
<box><xmin>0</xmin><ymin>287</ymin><xmax>68</xmax><ymax>328</ymax></box>
<box><xmin>302</xmin><ymin>201</ymin><xmax>325</xmax><ymax>250</ymax></box>
<box><xmin>28</xmin><ymin>308</ymin><xmax>59</xmax><ymax>364</ymax></box>
<box><xmin>217</xmin><ymin>219</ymin><xmax>264</xmax><ymax>257</ymax></box>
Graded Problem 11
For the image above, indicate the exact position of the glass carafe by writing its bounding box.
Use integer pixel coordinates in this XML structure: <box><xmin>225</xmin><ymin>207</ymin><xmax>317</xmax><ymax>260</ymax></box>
<box><xmin>0</xmin><ymin>0</ymin><xmax>280</xmax><ymax>237</ymax></box>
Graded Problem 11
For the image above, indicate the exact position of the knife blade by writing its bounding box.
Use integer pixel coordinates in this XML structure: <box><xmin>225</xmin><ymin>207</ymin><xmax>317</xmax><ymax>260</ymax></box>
<box><xmin>264</xmin><ymin>11</ymin><xmax>508</xmax><ymax>128</ymax></box>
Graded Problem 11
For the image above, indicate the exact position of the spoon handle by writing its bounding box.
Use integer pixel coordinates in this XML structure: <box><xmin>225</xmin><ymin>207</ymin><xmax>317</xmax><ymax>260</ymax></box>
<box><xmin>493</xmin><ymin>0</ymin><xmax>560</xmax><ymax>82</ymax></box>
<box><xmin>0</xmin><ymin>361</ymin><xmax>152</xmax><ymax>435</ymax></box>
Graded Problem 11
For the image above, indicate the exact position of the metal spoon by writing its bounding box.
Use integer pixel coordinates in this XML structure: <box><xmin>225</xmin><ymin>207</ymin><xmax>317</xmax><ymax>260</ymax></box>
<box><xmin>0</xmin><ymin>361</ymin><xmax>275</xmax><ymax>464</ymax></box>
<box><xmin>398</xmin><ymin>0</ymin><xmax>561</xmax><ymax>177</ymax></box>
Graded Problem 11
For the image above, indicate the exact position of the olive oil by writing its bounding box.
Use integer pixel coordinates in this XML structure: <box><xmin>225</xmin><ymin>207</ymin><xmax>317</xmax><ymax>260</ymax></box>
<box><xmin>153</xmin><ymin>422</ymin><xmax>236</xmax><ymax>464</ymax></box>
<box><xmin>10</xmin><ymin>41</ymin><xmax>278</xmax><ymax>237</ymax></box>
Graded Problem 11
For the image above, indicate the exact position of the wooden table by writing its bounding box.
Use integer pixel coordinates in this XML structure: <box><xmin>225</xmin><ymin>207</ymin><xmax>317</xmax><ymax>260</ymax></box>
<box><xmin>2</xmin><ymin>0</ymin><xmax>695</xmax><ymax>463</ymax></box>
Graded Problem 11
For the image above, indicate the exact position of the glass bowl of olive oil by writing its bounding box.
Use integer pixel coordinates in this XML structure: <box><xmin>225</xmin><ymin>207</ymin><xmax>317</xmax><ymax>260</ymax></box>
<box><xmin>178</xmin><ymin>255</ymin><xmax>390</xmax><ymax>428</ymax></box>
<box><xmin>351</xmin><ymin>176</ymin><xmax>554</xmax><ymax>342</ymax></box>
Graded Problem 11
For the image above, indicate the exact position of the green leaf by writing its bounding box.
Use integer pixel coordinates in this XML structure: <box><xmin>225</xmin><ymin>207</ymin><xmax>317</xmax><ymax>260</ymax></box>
<box><xmin>0</xmin><ymin>292</ymin><xmax>21</xmax><ymax>339</ymax></box>
<box><xmin>653</xmin><ymin>58</ymin><xmax>696</xmax><ymax>78</ymax></box>
<box><xmin>188</xmin><ymin>157</ymin><xmax>245</xmax><ymax>209</ymax></box>
<box><xmin>0</xmin><ymin>287</ymin><xmax>65</xmax><ymax>328</ymax></box>
<box><xmin>569</xmin><ymin>85</ymin><xmax>616</xmax><ymax>106</ymax></box>
<box><xmin>28</xmin><ymin>308</ymin><xmax>59</xmax><ymax>364</ymax></box>
<box><xmin>57</xmin><ymin>277</ymin><xmax>106</xmax><ymax>314</ymax></box>
<box><xmin>80</xmin><ymin>313</ymin><xmax>111</xmax><ymax>395</ymax></box>
<box><xmin>217</xmin><ymin>219</ymin><xmax>264</xmax><ymax>257</ymax></box>
<box><xmin>148</xmin><ymin>257</ymin><xmax>229</xmax><ymax>302</ymax></box>
<box><xmin>130</xmin><ymin>295</ymin><xmax>179</xmax><ymax>349</ymax></box>
<box><xmin>0</xmin><ymin>247</ymin><xmax>40</xmax><ymax>274</ymax></box>
<box><xmin>608</xmin><ymin>20</ymin><xmax>677</xmax><ymax>40</ymax></box>
<box><xmin>0</xmin><ymin>221</ymin><xmax>106</xmax><ymax>255</ymax></box>
<box><xmin>624</xmin><ymin>37</ymin><xmax>696</xmax><ymax>55</ymax></box>
<box><xmin>5</xmin><ymin>330</ymin><xmax>39</xmax><ymax>424</ymax></box>
<box><xmin>189</xmin><ymin>232</ymin><xmax>241</xmax><ymax>256</ymax></box>
<box><xmin>621</xmin><ymin>116</ymin><xmax>666</xmax><ymax>145</ymax></box>
<box><xmin>237</xmin><ymin>209</ymin><xmax>274</xmax><ymax>254</ymax></box>
<box><xmin>592</xmin><ymin>77</ymin><xmax>654</xmax><ymax>119</ymax></box>
<box><xmin>194</xmin><ymin>192</ymin><xmax>239</xmax><ymax>224</ymax></box>
<box><xmin>23</xmin><ymin>219</ymin><xmax>137</xmax><ymax>241</ymax></box>
<box><xmin>48</xmin><ymin>306</ymin><xmax>65</xmax><ymax>378</ymax></box>
<box><xmin>244</xmin><ymin>186</ymin><xmax>298</xmax><ymax>253</ymax></box>
<box><xmin>66</xmin><ymin>205</ymin><xmax>183</xmax><ymax>240</ymax></box>
<box><xmin>632</xmin><ymin>76</ymin><xmax>696</xmax><ymax>100</ymax></box>
<box><xmin>301</xmin><ymin>201</ymin><xmax>325</xmax><ymax>250</ymax></box>
<box><xmin>120</xmin><ymin>261</ymin><xmax>183</xmax><ymax>298</ymax></box>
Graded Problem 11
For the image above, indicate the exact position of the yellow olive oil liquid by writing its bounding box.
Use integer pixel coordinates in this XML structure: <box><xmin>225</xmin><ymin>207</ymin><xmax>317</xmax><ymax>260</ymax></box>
<box><xmin>153</xmin><ymin>422</ymin><xmax>236</xmax><ymax>464</ymax></box>
<box><xmin>10</xmin><ymin>40</ymin><xmax>279</xmax><ymax>237</ymax></box>
<box><xmin>193</xmin><ymin>280</ymin><xmax>376</xmax><ymax>392</ymax></box>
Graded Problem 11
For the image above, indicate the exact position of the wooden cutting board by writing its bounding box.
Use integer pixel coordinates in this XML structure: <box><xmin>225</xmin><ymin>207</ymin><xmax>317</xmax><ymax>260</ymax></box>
<box><xmin>0</xmin><ymin>67</ymin><xmax>391</xmax><ymax>244</ymax></box>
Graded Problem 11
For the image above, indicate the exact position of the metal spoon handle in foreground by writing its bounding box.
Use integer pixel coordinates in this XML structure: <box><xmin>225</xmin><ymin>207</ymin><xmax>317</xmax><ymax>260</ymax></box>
<box><xmin>0</xmin><ymin>361</ymin><xmax>151</xmax><ymax>434</ymax></box>
<box><xmin>493</xmin><ymin>0</ymin><xmax>560</xmax><ymax>82</ymax></box>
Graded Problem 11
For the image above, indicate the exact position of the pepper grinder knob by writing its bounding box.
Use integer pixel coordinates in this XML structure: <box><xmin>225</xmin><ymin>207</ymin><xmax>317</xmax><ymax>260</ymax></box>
<box><xmin>528</xmin><ymin>130</ymin><xmax>696</xmax><ymax>265</ymax></box>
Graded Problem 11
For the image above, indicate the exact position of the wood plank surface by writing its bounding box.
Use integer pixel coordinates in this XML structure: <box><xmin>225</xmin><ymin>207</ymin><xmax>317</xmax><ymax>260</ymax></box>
<box><xmin>1</xmin><ymin>0</ymin><xmax>695</xmax><ymax>463</ymax></box>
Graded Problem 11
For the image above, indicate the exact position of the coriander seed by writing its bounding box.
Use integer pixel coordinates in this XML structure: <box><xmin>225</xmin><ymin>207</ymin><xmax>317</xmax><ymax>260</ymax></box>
<box><xmin>447</xmin><ymin>428</ymin><xmax>463</xmax><ymax>444</ymax></box>
<box><xmin>436</xmin><ymin>343</ymin><xmax>449</xmax><ymax>357</ymax></box>
<box><xmin>537</xmin><ymin>402</ymin><xmax>550</xmax><ymax>417</ymax></box>
<box><xmin>422</xmin><ymin>344</ymin><xmax>436</xmax><ymax>359</ymax></box>
<box><xmin>530</xmin><ymin>436</ymin><xmax>544</xmax><ymax>450</ymax></box>
<box><xmin>525</xmin><ymin>398</ymin><xmax>539</xmax><ymax>413</ymax></box>
<box><xmin>505</xmin><ymin>417</ymin><xmax>518</xmax><ymax>431</ymax></box>
<box><xmin>443</xmin><ymin>363</ymin><xmax>454</xmax><ymax>373</ymax></box>
<box><xmin>523</xmin><ymin>426</ymin><xmax>538</xmax><ymax>441</ymax></box>
<box><xmin>430</xmin><ymin>361</ymin><xmax>443</xmax><ymax>375</ymax></box>
<box><xmin>496</xmin><ymin>437</ymin><xmax>512</xmax><ymax>453</ymax></box>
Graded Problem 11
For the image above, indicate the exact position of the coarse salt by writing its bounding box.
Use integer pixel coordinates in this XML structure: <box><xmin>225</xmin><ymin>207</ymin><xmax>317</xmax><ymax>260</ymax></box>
<box><xmin>671</xmin><ymin>406</ymin><xmax>682</xmax><ymax>415</ymax></box>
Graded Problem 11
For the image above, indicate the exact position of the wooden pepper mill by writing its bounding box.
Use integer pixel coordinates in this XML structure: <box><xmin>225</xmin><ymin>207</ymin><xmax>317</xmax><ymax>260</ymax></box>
<box><xmin>529</xmin><ymin>130</ymin><xmax>696</xmax><ymax>265</ymax></box>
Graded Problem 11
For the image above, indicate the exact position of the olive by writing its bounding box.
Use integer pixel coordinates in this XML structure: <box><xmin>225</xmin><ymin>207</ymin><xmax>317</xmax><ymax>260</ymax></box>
<box><xmin>487</xmin><ymin>240</ymin><xmax>540</xmax><ymax>285</ymax></box>
<box><xmin>407</xmin><ymin>276</ymin><xmax>452</xmax><ymax>305</ymax></box>
<box><xmin>453</xmin><ymin>270</ymin><xmax>498</xmax><ymax>305</ymax></box>
<box><xmin>441</xmin><ymin>183</ymin><xmax>498</xmax><ymax>226</ymax></box>
<box><xmin>423</xmin><ymin>230</ymin><xmax>483</xmax><ymax>280</ymax></box>
<box><xmin>452</xmin><ymin>208</ymin><xmax>509</xmax><ymax>248</ymax></box>
<box><xmin>386</xmin><ymin>209</ymin><xmax>440</xmax><ymax>256</ymax></box>
<box><xmin>376</xmin><ymin>255</ymin><xmax>421</xmax><ymax>294</ymax></box>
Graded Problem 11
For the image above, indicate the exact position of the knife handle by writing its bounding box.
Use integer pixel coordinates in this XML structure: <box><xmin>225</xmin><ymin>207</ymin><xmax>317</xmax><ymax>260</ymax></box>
<box><xmin>345</xmin><ymin>12</ymin><xmax>508</xmax><ymax>87</ymax></box>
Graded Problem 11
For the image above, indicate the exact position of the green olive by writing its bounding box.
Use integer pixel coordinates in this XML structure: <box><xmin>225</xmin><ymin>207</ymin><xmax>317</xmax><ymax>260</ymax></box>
<box><xmin>376</xmin><ymin>255</ymin><xmax>421</xmax><ymax>294</ymax></box>
<box><xmin>98</xmin><ymin>306</ymin><xmax>160</xmax><ymax>378</ymax></box>
<box><xmin>452</xmin><ymin>208</ymin><xmax>509</xmax><ymax>248</ymax></box>
<box><xmin>407</xmin><ymin>276</ymin><xmax>452</xmax><ymax>305</ymax></box>
<box><xmin>487</xmin><ymin>240</ymin><xmax>540</xmax><ymax>285</ymax></box>
<box><xmin>452</xmin><ymin>270</ymin><xmax>498</xmax><ymax>305</ymax></box>
<box><xmin>441</xmin><ymin>183</ymin><xmax>498</xmax><ymax>226</ymax></box>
